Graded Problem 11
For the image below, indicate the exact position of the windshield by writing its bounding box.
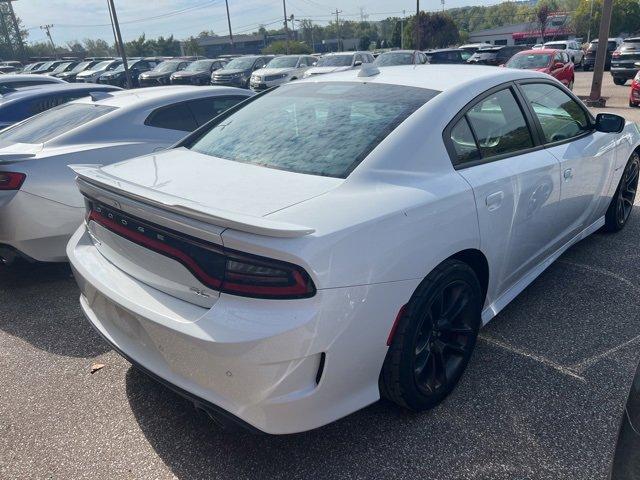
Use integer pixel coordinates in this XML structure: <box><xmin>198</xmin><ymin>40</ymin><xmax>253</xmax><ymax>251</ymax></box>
<box><xmin>35</xmin><ymin>61</ymin><xmax>54</xmax><ymax>71</ymax></box>
<box><xmin>0</xmin><ymin>103</ymin><xmax>117</xmax><ymax>144</ymax></box>
<box><xmin>92</xmin><ymin>60</ymin><xmax>113</xmax><ymax>71</ymax></box>
<box><xmin>189</xmin><ymin>82</ymin><xmax>438</xmax><ymax>178</ymax></box>
<box><xmin>545</xmin><ymin>43</ymin><xmax>567</xmax><ymax>50</ymax></box>
<box><xmin>70</xmin><ymin>61</ymin><xmax>91</xmax><ymax>73</ymax></box>
<box><xmin>588</xmin><ymin>41</ymin><xmax>618</xmax><ymax>51</ymax></box>
<box><xmin>266</xmin><ymin>56</ymin><xmax>299</xmax><ymax>68</ymax></box>
<box><xmin>506</xmin><ymin>53</ymin><xmax>552</xmax><ymax>69</ymax></box>
<box><xmin>52</xmin><ymin>62</ymin><xmax>72</xmax><ymax>73</ymax></box>
<box><xmin>225</xmin><ymin>57</ymin><xmax>257</xmax><ymax>70</ymax></box>
<box><xmin>153</xmin><ymin>61</ymin><xmax>183</xmax><ymax>73</ymax></box>
<box><xmin>186</xmin><ymin>59</ymin><xmax>214</xmax><ymax>72</ymax></box>
<box><xmin>317</xmin><ymin>55</ymin><xmax>353</xmax><ymax>67</ymax></box>
<box><xmin>374</xmin><ymin>52</ymin><xmax>414</xmax><ymax>66</ymax></box>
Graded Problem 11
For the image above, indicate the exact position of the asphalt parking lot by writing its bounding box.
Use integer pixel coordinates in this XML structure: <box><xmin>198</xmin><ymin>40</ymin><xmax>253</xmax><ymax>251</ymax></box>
<box><xmin>2</xmin><ymin>71</ymin><xmax>640</xmax><ymax>480</ymax></box>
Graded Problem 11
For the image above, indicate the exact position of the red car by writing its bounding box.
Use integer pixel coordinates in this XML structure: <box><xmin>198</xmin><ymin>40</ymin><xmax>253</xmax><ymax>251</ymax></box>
<box><xmin>630</xmin><ymin>70</ymin><xmax>640</xmax><ymax>107</ymax></box>
<box><xmin>504</xmin><ymin>49</ymin><xmax>575</xmax><ymax>90</ymax></box>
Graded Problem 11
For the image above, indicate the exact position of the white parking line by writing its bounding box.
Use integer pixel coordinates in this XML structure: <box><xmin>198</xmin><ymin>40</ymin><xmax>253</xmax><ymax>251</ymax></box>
<box><xmin>479</xmin><ymin>334</ymin><xmax>586</xmax><ymax>382</ymax></box>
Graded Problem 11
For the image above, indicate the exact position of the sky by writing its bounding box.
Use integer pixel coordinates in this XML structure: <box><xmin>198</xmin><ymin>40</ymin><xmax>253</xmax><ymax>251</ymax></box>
<box><xmin>15</xmin><ymin>0</ymin><xmax>500</xmax><ymax>46</ymax></box>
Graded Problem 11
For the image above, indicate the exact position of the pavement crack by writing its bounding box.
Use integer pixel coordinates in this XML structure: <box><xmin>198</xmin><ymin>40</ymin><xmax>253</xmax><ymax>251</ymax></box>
<box><xmin>479</xmin><ymin>334</ymin><xmax>586</xmax><ymax>382</ymax></box>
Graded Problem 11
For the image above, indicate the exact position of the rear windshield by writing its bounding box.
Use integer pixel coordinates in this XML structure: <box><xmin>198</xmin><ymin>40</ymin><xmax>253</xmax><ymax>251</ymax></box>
<box><xmin>588</xmin><ymin>41</ymin><xmax>618</xmax><ymax>51</ymax></box>
<box><xmin>375</xmin><ymin>52</ymin><xmax>414</xmax><ymax>66</ymax></box>
<box><xmin>0</xmin><ymin>102</ymin><xmax>117</xmax><ymax>144</ymax></box>
<box><xmin>189</xmin><ymin>82</ymin><xmax>439</xmax><ymax>178</ymax></box>
<box><xmin>506</xmin><ymin>53</ymin><xmax>552</xmax><ymax>69</ymax></box>
<box><xmin>317</xmin><ymin>55</ymin><xmax>353</xmax><ymax>67</ymax></box>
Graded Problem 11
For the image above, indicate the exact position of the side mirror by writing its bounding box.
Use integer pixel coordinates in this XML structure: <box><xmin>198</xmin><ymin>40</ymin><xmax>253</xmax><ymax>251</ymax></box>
<box><xmin>595</xmin><ymin>113</ymin><xmax>625</xmax><ymax>133</ymax></box>
<box><xmin>552</xmin><ymin>62</ymin><xmax>564</xmax><ymax>70</ymax></box>
<box><xmin>354</xmin><ymin>60</ymin><xmax>363</xmax><ymax>66</ymax></box>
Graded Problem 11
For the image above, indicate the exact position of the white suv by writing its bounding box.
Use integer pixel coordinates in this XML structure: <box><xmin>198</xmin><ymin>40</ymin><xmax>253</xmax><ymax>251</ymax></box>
<box><xmin>250</xmin><ymin>55</ymin><xmax>317</xmax><ymax>90</ymax></box>
<box><xmin>543</xmin><ymin>40</ymin><xmax>584</xmax><ymax>66</ymax></box>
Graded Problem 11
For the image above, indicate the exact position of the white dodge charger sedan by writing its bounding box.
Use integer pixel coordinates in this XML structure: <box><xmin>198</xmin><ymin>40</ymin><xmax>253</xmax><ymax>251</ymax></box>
<box><xmin>67</xmin><ymin>65</ymin><xmax>640</xmax><ymax>434</ymax></box>
<box><xmin>0</xmin><ymin>86</ymin><xmax>253</xmax><ymax>263</ymax></box>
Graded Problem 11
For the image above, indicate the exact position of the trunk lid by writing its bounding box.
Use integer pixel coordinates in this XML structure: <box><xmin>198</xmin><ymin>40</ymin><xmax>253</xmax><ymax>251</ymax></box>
<box><xmin>92</xmin><ymin>147</ymin><xmax>341</xmax><ymax>219</ymax></box>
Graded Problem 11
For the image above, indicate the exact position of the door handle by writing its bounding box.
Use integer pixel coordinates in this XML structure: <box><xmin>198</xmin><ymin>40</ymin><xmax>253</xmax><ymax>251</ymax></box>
<box><xmin>486</xmin><ymin>191</ymin><xmax>504</xmax><ymax>211</ymax></box>
<box><xmin>563</xmin><ymin>168</ymin><xmax>573</xmax><ymax>181</ymax></box>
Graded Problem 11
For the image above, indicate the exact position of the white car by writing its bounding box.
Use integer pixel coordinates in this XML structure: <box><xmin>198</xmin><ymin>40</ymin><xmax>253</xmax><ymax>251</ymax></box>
<box><xmin>75</xmin><ymin>59</ymin><xmax>122</xmax><ymax>83</ymax></box>
<box><xmin>303</xmin><ymin>51</ymin><xmax>374</xmax><ymax>77</ymax></box>
<box><xmin>0</xmin><ymin>86</ymin><xmax>253</xmax><ymax>263</ymax></box>
<box><xmin>250</xmin><ymin>55</ymin><xmax>317</xmax><ymax>90</ymax></box>
<box><xmin>67</xmin><ymin>65</ymin><xmax>639</xmax><ymax>434</ymax></box>
<box><xmin>544</xmin><ymin>40</ymin><xmax>584</xmax><ymax>66</ymax></box>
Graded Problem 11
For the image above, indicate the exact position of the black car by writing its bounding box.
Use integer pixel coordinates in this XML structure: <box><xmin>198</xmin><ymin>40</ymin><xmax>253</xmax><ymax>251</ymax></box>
<box><xmin>211</xmin><ymin>55</ymin><xmax>273</xmax><ymax>89</ymax></box>
<box><xmin>583</xmin><ymin>38</ymin><xmax>622</xmax><ymax>71</ymax></box>
<box><xmin>98</xmin><ymin>58</ymin><xmax>162</xmax><ymax>88</ymax></box>
<box><xmin>467</xmin><ymin>45</ymin><xmax>529</xmax><ymax>66</ymax></box>
<box><xmin>171</xmin><ymin>59</ymin><xmax>227</xmax><ymax>85</ymax></box>
<box><xmin>611</xmin><ymin>38</ymin><xmax>640</xmax><ymax>85</ymax></box>
<box><xmin>610</xmin><ymin>359</ymin><xmax>640</xmax><ymax>479</ymax></box>
<box><xmin>45</xmin><ymin>61</ymin><xmax>79</xmax><ymax>77</ymax></box>
<box><xmin>30</xmin><ymin>60</ymin><xmax>70</xmax><ymax>74</ymax></box>
<box><xmin>374</xmin><ymin>50</ymin><xmax>427</xmax><ymax>66</ymax></box>
<box><xmin>56</xmin><ymin>60</ymin><xmax>100</xmax><ymax>82</ymax></box>
<box><xmin>138</xmin><ymin>59</ymin><xmax>192</xmax><ymax>87</ymax></box>
<box><xmin>425</xmin><ymin>48</ymin><xmax>469</xmax><ymax>64</ymax></box>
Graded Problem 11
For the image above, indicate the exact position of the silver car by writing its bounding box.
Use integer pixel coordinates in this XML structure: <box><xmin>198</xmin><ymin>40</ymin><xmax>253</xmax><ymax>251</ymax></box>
<box><xmin>250</xmin><ymin>55</ymin><xmax>317</xmax><ymax>90</ymax></box>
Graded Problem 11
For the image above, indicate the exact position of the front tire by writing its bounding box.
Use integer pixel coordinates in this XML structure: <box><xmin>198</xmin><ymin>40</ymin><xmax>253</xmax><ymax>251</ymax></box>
<box><xmin>613</xmin><ymin>77</ymin><xmax>626</xmax><ymax>86</ymax></box>
<box><xmin>604</xmin><ymin>152</ymin><xmax>639</xmax><ymax>232</ymax></box>
<box><xmin>380</xmin><ymin>259</ymin><xmax>482</xmax><ymax>411</ymax></box>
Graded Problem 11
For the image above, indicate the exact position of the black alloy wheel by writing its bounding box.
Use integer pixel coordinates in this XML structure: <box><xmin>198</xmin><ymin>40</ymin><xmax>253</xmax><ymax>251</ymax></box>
<box><xmin>412</xmin><ymin>279</ymin><xmax>478</xmax><ymax>397</ymax></box>
<box><xmin>604</xmin><ymin>152</ymin><xmax>639</xmax><ymax>232</ymax></box>
<box><xmin>380</xmin><ymin>259</ymin><xmax>482</xmax><ymax>411</ymax></box>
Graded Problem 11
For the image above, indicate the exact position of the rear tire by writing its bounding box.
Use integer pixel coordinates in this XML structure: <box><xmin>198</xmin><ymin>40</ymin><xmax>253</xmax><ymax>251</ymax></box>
<box><xmin>380</xmin><ymin>259</ymin><xmax>482</xmax><ymax>411</ymax></box>
<box><xmin>613</xmin><ymin>77</ymin><xmax>626</xmax><ymax>86</ymax></box>
<box><xmin>603</xmin><ymin>152</ymin><xmax>639</xmax><ymax>232</ymax></box>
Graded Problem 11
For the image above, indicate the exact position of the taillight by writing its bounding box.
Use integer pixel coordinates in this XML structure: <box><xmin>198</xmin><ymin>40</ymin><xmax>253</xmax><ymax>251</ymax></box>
<box><xmin>87</xmin><ymin>201</ymin><xmax>316</xmax><ymax>299</ymax></box>
<box><xmin>0</xmin><ymin>172</ymin><xmax>25</xmax><ymax>190</ymax></box>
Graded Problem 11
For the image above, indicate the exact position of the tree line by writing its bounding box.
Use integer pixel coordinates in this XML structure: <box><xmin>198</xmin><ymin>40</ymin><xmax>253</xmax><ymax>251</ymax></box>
<box><xmin>5</xmin><ymin>0</ymin><xmax>640</xmax><ymax>61</ymax></box>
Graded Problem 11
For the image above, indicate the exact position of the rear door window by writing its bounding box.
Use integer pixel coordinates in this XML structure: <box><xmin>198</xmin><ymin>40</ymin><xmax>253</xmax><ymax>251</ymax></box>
<box><xmin>187</xmin><ymin>96</ymin><xmax>247</xmax><ymax>126</ymax></box>
<box><xmin>449</xmin><ymin>117</ymin><xmax>480</xmax><ymax>166</ymax></box>
<box><xmin>145</xmin><ymin>102</ymin><xmax>198</xmax><ymax>132</ymax></box>
<box><xmin>465</xmin><ymin>88</ymin><xmax>534</xmax><ymax>159</ymax></box>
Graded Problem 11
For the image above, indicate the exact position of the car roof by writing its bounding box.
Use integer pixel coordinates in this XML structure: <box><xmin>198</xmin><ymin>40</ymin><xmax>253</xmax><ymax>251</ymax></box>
<box><xmin>73</xmin><ymin>85</ymin><xmax>250</xmax><ymax>109</ymax></box>
<box><xmin>0</xmin><ymin>83</ymin><xmax>119</xmax><ymax>102</ymax></box>
<box><xmin>0</xmin><ymin>74</ymin><xmax>65</xmax><ymax>83</ymax></box>
<box><xmin>296</xmin><ymin>64</ymin><xmax>550</xmax><ymax>92</ymax></box>
<box><xmin>425</xmin><ymin>48</ymin><xmax>460</xmax><ymax>53</ymax></box>
<box><xmin>516</xmin><ymin>49</ymin><xmax>558</xmax><ymax>55</ymax></box>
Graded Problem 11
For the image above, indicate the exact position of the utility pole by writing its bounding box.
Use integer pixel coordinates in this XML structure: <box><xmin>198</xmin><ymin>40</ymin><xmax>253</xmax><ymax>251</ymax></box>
<box><xmin>290</xmin><ymin>14</ymin><xmax>296</xmax><ymax>41</ymax></box>
<box><xmin>401</xmin><ymin>9</ymin><xmax>405</xmax><ymax>49</ymax></box>
<box><xmin>587</xmin><ymin>0</ymin><xmax>613</xmax><ymax>105</ymax></box>
<box><xmin>40</xmin><ymin>24</ymin><xmax>56</xmax><ymax>57</ymax></box>
<box><xmin>224</xmin><ymin>0</ymin><xmax>234</xmax><ymax>47</ymax></box>
<box><xmin>332</xmin><ymin>9</ymin><xmax>342</xmax><ymax>52</ymax></box>
<box><xmin>441</xmin><ymin>0</ymin><xmax>445</xmax><ymax>12</ymax></box>
<box><xmin>282</xmin><ymin>0</ymin><xmax>290</xmax><ymax>54</ymax></box>
<box><xmin>414</xmin><ymin>0</ymin><xmax>420</xmax><ymax>50</ymax></box>
<box><xmin>106</xmin><ymin>0</ymin><xmax>132</xmax><ymax>89</ymax></box>
<box><xmin>586</xmin><ymin>0</ymin><xmax>595</xmax><ymax>43</ymax></box>
<box><xmin>310</xmin><ymin>19</ymin><xmax>315</xmax><ymax>53</ymax></box>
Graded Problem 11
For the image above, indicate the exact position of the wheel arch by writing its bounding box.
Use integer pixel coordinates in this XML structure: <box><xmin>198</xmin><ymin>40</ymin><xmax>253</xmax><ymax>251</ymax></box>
<box><xmin>448</xmin><ymin>248</ymin><xmax>489</xmax><ymax>305</ymax></box>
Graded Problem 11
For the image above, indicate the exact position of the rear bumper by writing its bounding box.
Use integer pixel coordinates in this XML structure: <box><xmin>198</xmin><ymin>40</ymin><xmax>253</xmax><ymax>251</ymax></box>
<box><xmin>68</xmin><ymin>226</ymin><xmax>416</xmax><ymax>433</ymax></box>
<box><xmin>0</xmin><ymin>190</ymin><xmax>83</xmax><ymax>262</ymax></box>
<box><xmin>611</xmin><ymin>67</ymin><xmax>638</xmax><ymax>79</ymax></box>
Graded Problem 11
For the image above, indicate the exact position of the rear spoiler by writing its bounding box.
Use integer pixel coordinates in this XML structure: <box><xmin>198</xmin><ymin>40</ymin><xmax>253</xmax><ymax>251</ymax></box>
<box><xmin>70</xmin><ymin>164</ymin><xmax>315</xmax><ymax>238</ymax></box>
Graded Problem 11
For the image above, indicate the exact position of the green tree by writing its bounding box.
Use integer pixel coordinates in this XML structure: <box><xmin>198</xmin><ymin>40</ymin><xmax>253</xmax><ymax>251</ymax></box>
<box><xmin>125</xmin><ymin>34</ymin><xmax>150</xmax><ymax>56</ymax></box>
<box><xmin>183</xmin><ymin>36</ymin><xmax>203</xmax><ymax>56</ymax></box>
<box><xmin>404</xmin><ymin>12</ymin><xmax>460</xmax><ymax>49</ymax></box>
<box><xmin>573</xmin><ymin>0</ymin><xmax>640</xmax><ymax>39</ymax></box>
<box><xmin>262</xmin><ymin>40</ymin><xmax>311</xmax><ymax>54</ymax></box>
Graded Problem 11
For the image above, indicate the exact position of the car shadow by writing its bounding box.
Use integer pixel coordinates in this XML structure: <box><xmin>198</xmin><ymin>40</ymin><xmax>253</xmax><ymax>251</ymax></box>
<box><xmin>0</xmin><ymin>262</ymin><xmax>110</xmax><ymax>358</ymax></box>
<box><xmin>124</xmin><ymin>366</ymin><xmax>431</xmax><ymax>479</ymax></box>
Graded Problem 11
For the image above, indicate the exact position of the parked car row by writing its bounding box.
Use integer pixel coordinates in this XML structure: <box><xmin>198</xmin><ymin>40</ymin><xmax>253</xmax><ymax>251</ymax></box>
<box><xmin>0</xmin><ymin>63</ymin><xmax>638</xmax><ymax>435</ymax></box>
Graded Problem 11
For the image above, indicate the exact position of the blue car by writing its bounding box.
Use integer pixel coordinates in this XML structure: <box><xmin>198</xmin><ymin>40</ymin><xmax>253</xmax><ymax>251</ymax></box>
<box><xmin>0</xmin><ymin>83</ymin><xmax>121</xmax><ymax>129</ymax></box>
